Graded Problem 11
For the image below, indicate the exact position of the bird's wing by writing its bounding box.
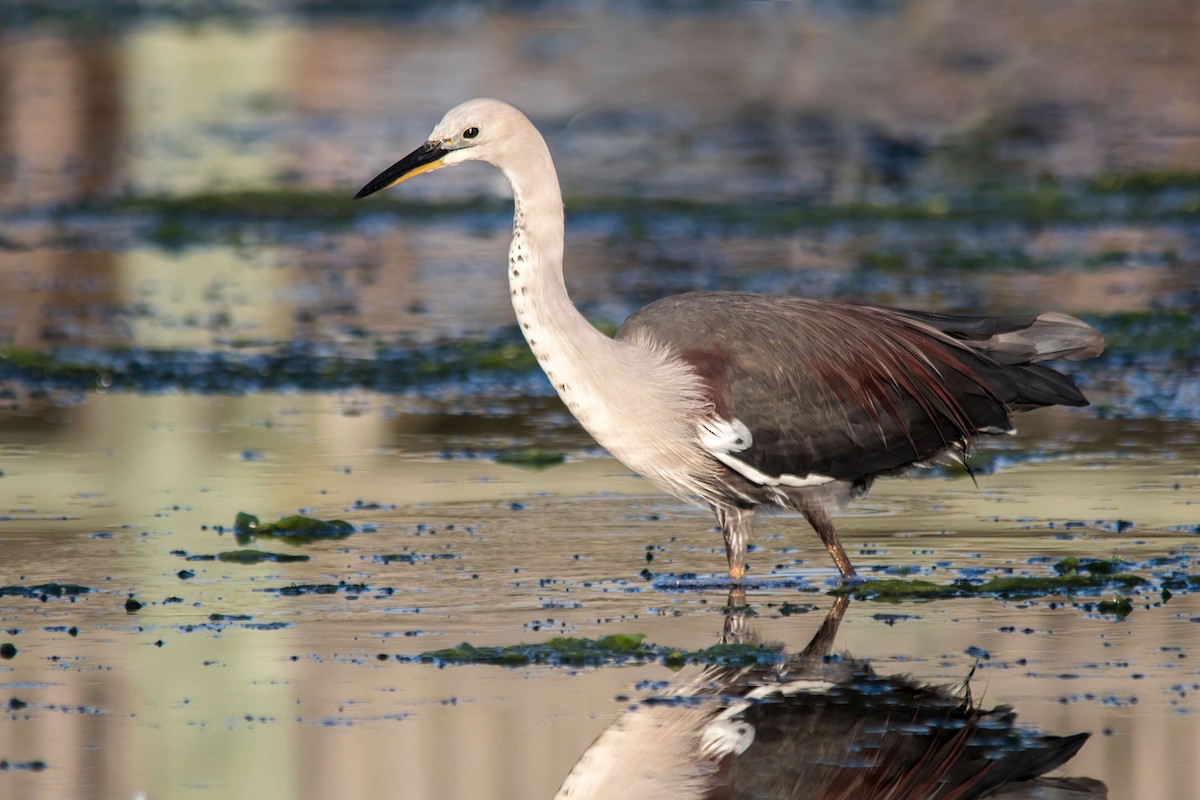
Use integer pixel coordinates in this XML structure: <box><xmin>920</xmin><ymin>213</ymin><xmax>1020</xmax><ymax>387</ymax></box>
<box><xmin>617</xmin><ymin>293</ymin><xmax>1087</xmax><ymax>484</ymax></box>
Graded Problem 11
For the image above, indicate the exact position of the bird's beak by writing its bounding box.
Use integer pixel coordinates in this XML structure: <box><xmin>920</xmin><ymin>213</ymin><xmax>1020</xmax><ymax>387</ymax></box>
<box><xmin>353</xmin><ymin>141</ymin><xmax>449</xmax><ymax>200</ymax></box>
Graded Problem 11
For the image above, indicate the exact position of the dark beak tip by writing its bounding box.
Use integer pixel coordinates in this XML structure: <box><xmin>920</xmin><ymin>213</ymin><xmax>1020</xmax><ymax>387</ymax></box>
<box><xmin>353</xmin><ymin>180</ymin><xmax>384</xmax><ymax>201</ymax></box>
<box><xmin>353</xmin><ymin>142</ymin><xmax>447</xmax><ymax>203</ymax></box>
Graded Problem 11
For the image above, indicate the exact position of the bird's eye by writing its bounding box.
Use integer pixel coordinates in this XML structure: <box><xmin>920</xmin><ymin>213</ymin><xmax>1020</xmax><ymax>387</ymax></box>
<box><xmin>463</xmin><ymin>127</ymin><xmax>480</xmax><ymax>139</ymax></box>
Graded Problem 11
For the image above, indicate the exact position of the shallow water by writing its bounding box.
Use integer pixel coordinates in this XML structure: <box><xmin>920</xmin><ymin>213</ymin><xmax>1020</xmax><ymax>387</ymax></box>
<box><xmin>2</xmin><ymin>3</ymin><xmax>1200</xmax><ymax>799</ymax></box>
<box><xmin>2</xmin><ymin>394</ymin><xmax>1199</xmax><ymax>798</ymax></box>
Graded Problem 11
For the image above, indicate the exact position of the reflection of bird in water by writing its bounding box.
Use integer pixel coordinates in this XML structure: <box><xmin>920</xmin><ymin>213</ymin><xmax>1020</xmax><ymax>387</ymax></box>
<box><xmin>355</xmin><ymin>99</ymin><xmax>1104</xmax><ymax>582</ymax></box>
<box><xmin>555</xmin><ymin>595</ymin><xmax>1105</xmax><ymax>800</ymax></box>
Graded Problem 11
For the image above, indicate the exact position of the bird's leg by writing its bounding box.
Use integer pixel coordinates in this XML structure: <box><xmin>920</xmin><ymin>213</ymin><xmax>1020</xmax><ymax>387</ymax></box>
<box><xmin>721</xmin><ymin>586</ymin><xmax>750</xmax><ymax>644</ymax></box>
<box><xmin>798</xmin><ymin>594</ymin><xmax>849</xmax><ymax>660</ymax></box>
<box><xmin>802</xmin><ymin>507</ymin><xmax>858</xmax><ymax>580</ymax></box>
<box><xmin>714</xmin><ymin>503</ymin><xmax>755</xmax><ymax>582</ymax></box>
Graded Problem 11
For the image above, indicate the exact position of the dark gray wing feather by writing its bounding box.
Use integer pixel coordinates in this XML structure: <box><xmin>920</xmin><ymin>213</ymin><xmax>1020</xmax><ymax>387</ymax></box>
<box><xmin>616</xmin><ymin>293</ymin><xmax>1102</xmax><ymax>483</ymax></box>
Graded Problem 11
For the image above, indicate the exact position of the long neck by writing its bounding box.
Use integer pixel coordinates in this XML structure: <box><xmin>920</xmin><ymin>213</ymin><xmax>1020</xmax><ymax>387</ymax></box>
<box><xmin>499</xmin><ymin>133</ymin><xmax>618</xmax><ymax>424</ymax></box>
<box><xmin>495</xmin><ymin>126</ymin><xmax>713</xmax><ymax>501</ymax></box>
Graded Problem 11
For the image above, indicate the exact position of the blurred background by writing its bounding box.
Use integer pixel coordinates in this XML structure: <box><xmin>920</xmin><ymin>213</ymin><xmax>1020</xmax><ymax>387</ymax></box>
<box><xmin>2</xmin><ymin>0</ymin><xmax>1198</xmax><ymax>354</ymax></box>
<box><xmin>1</xmin><ymin>2</ymin><xmax>1199</xmax><ymax>799</ymax></box>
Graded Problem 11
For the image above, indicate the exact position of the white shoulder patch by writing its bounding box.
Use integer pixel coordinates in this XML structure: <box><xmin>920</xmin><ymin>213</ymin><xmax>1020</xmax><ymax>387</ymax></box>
<box><xmin>699</xmin><ymin>715</ymin><xmax>755</xmax><ymax>759</ymax></box>
<box><xmin>698</xmin><ymin>678</ymin><xmax>835</xmax><ymax>760</ymax></box>
<box><xmin>699</xmin><ymin>416</ymin><xmax>835</xmax><ymax>489</ymax></box>
<box><xmin>698</xmin><ymin>417</ymin><xmax>753</xmax><ymax>454</ymax></box>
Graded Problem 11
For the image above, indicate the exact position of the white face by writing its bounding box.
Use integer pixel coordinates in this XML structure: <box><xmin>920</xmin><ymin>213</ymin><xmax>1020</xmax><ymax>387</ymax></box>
<box><xmin>354</xmin><ymin>98</ymin><xmax>532</xmax><ymax>199</ymax></box>
<box><xmin>429</xmin><ymin>98</ymin><xmax>528</xmax><ymax>168</ymax></box>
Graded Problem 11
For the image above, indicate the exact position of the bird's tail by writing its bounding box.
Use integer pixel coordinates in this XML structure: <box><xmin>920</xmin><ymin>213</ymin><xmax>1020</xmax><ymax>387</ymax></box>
<box><xmin>896</xmin><ymin>309</ymin><xmax>1104</xmax><ymax>410</ymax></box>
<box><xmin>973</xmin><ymin>311</ymin><xmax>1104</xmax><ymax>364</ymax></box>
<box><xmin>897</xmin><ymin>309</ymin><xmax>1104</xmax><ymax>364</ymax></box>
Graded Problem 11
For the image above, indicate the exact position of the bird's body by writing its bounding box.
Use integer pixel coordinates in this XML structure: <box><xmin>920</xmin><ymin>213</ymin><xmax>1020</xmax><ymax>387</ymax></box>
<box><xmin>356</xmin><ymin>99</ymin><xmax>1104</xmax><ymax>580</ymax></box>
<box><xmin>554</xmin><ymin>596</ymin><xmax>1106</xmax><ymax>800</ymax></box>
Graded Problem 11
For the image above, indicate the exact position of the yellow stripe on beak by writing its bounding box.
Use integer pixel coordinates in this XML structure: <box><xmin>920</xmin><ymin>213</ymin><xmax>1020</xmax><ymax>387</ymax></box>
<box><xmin>354</xmin><ymin>141</ymin><xmax>449</xmax><ymax>200</ymax></box>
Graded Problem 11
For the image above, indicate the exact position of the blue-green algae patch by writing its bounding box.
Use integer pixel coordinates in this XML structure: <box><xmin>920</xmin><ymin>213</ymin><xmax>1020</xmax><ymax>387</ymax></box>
<box><xmin>373</xmin><ymin>552</ymin><xmax>461</xmax><ymax>565</ymax></box>
<box><xmin>0</xmin><ymin>334</ymin><xmax>540</xmax><ymax>395</ymax></box>
<box><xmin>415</xmin><ymin>633</ymin><xmax>782</xmax><ymax>668</ymax></box>
<box><xmin>0</xmin><ymin>584</ymin><xmax>92</xmax><ymax>600</ymax></box>
<box><xmin>495</xmin><ymin>448</ymin><xmax>566</xmax><ymax>468</ymax></box>
<box><xmin>833</xmin><ymin>567</ymin><xmax>1148</xmax><ymax>602</ymax></box>
<box><xmin>270</xmin><ymin>581</ymin><xmax>378</xmax><ymax>597</ymax></box>
<box><xmin>1161</xmin><ymin>574</ymin><xmax>1200</xmax><ymax>591</ymax></box>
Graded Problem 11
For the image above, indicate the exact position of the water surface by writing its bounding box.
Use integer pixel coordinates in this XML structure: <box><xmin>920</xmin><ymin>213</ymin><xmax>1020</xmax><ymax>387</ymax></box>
<box><xmin>3</xmin><ymin>3</ymin><xmax>1200</xmax><ymax>799</ymax></box>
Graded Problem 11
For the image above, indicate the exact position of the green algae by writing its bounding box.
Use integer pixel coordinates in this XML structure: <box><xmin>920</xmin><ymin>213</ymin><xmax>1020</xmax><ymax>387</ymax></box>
<box><xmin>470</xmin><ymin>342</ymin><xmax>538</xmax><ymax>372</ymax></box>
<box><xmin>686</xmin><ymin>641</ymin><xmax>782</xmax><ymax>666</ymax></box>
<box><xmin>420</xmin><ymin>634</ymin><xmax>652</xmax><ymax>666</ymax></box>
<box><xmin>776</xmin><ymin>601</ymin><xmax>816</xmax><ymax>616</ymax></box>
<box><xmin>495</xmin><ymin>448</ymin><xmax>566</xmax><ymax>468</ymax></box>
<box><xmin>417</xmin><ymin>633</ymin><xmax>782</xmax><ymax>668</ymax></box>
<box><xmin>1096</xmin><ymin>594</ymin><xmax>1135</xmax><ymax>619</ymax></box>
<box><xmin>148</xmin><ymin>217</ymin><xmax>197</xmax><ymax>250</ymax></box>
<box><xmin>1</xmin><ymin>310</ymin><xmax>1195</xmax><ymax>398</ymax></box>
<box><xmin>830</xmin><ymin>579</ymin><xmax>959</xmax><ymax>601</ymax></box>
<box><xmin>216</xmin><ymin>549</ymin><xmax>311</xmax><ymax>564</ymax></box>
<box><xmin>1053</xmin><ymin>557</ymin><xmax>1132</xmax><ymax>577</ymax></box>
<box><xmin>1088</xmin><ymin>170</ymin><xmax>1200</xmax><ymax>193</ymax></box>
<box><xmin>0</xmin><ymin>348</ymin><xmax>107</xmax><ymax>384</ymax></box>
<box><xmin>233</xmin><ymin>512</ymin><xmax>354</xmax><ymax>545</ymax></box>
<box><xmin>27</xmin><ymin>172</ymin><xmax>1200</xmax><ymax>254</ymax></box>
<box><xmin>971</xmin><ymin>572</ymin><xmax>1146</xmax><ymax>595</ymax></box>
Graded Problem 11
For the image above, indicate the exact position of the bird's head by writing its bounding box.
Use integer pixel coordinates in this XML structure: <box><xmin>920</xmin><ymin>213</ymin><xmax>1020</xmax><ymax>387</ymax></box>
<box><xmin>354</xmin><ymin>98</ymin><xmax>533</xmax><ymax>200</ymax></box>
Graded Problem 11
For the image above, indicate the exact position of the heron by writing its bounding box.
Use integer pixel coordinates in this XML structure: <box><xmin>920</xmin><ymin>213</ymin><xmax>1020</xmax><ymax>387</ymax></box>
<box><xmin>355</xmin><ymin>99</ymin><xmax>1104</xmax><ymax>582</ymax></box>
<box><xmin>554</xmin><ymin>595</ymin><xmax>1104</xmax><ymax>800</ymax></box>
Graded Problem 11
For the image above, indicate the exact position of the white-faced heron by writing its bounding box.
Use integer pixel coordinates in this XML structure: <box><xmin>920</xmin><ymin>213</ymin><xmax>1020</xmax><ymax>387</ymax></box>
<box><xmin>355</xmin><ymin>99</ymin><xmax>1104</xmax><ymax>582</ymax></box>
<box><xmin>553</xmin><ymin>595</ymin><xmax>1104</xmax><ymax>799</ymax></box>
